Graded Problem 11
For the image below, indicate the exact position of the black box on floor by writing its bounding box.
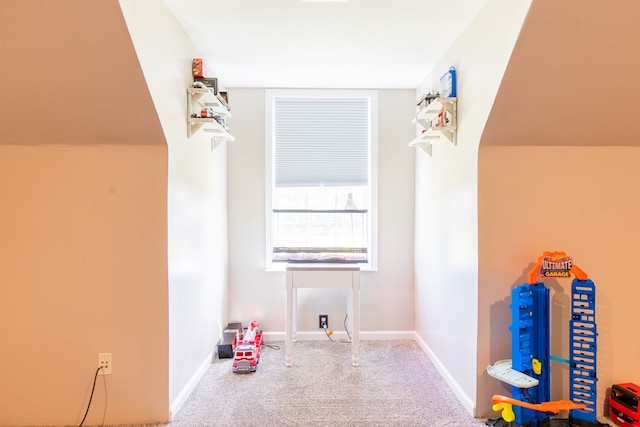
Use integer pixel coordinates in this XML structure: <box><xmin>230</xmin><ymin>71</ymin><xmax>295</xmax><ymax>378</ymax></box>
<box><xmin>217</xmin><ymin>322</ymin><xmax>242</xmax><ymax>359</ymax></box>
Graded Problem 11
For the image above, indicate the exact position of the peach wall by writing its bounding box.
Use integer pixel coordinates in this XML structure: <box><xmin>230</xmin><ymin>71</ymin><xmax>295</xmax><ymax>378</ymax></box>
<box><xmin>0</xmin><ymin>145</ymin><xmax>168</xmax><ymax>425</ymax></box>
<box><xmin>0</xmin><ymin>1</ymin><xmax>169</xmax><ymax>425</ymax></box>
<box><xmin>478</xmin><ymin>146</ymin><xmax>640</xmax><ymax>419</ymax></box>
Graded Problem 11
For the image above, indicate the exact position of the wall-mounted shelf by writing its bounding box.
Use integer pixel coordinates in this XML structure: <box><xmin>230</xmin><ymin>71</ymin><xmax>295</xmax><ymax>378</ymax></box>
<box><xmin>187</xmin><ymin>87</ymin><xmax>234</xmax><ymax>147</ymax></box>
<box><xmin>408</xmin><ymin>97</ymin><xmax>457</xmax><ymax>155</ymax></box>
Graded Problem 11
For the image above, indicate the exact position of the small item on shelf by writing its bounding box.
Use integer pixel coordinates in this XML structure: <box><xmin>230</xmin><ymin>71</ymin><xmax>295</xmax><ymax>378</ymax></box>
<box><xmin>213</xmin><ymin>116</ymin><xmax>230</xmax><ymax>131</ymax></box>
<box><xmin>192</xmin><ymin>58</ymin><xmax>205</xmax><ymax>78</ymax></box>
<box><xmin>416</xmin><ymin>92</ymin><xmax>440</xmax><ymax>111</ymax></box>
<box><xmin>217</xmin><ymin>91</ymin><xmax>230</xmax><ymax>111</ymax></box>
<box><xmin>440</xmin><ymin>66</ymin><xmax>456</xmax><ymax>98</ymax></box>
<box><xmin>194</xmin><ymin>77</ymin><xmax>217</xmax><ymax>94</ymax></box>
<box><xmin>436</xmin><ymin>108</ymin><xmax>446</xmax><ymax>127</ymax></box>
<box><xmin>199</xmin><ymin>108</ymin><xmax>229</xmax><ymax>128</ymax></box>
<box><xmin>200</xmin><ymin>107</ymin><xmax>216</xmax><ymax>118</ymax></box>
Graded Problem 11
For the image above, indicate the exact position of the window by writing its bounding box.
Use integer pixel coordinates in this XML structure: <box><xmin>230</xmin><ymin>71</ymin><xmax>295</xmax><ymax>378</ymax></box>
<box><xmin>265</xmin><ymin>89</ymin><xmax>378</xmax><ymax>270</ymax></box>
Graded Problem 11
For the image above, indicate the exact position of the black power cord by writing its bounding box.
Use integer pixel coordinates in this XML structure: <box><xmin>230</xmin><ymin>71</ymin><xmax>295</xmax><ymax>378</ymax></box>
<box><xmin>263</xmin><ymin>343</ymin><xmax>281</xmax><ymax>350</ymax></box>
<box><xmin>343</xmin><ymin>314</ymin><xmax>352</xmax><ymax>342</ymax></box>
<box><xmin>78</xmin><ymin>366</ymin><xmax>103</xmax><ymax>427</ymax></box>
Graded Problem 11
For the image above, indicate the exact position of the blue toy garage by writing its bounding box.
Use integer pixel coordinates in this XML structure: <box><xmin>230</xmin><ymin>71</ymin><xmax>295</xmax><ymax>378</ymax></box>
<box><xmin>487</xmin><ymin>251</ymin><xmax>602</xmax><ymax>427</ymax></box>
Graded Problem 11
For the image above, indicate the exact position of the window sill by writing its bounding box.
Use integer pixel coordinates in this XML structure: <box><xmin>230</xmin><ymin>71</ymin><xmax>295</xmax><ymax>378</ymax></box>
<box><xmin>265</xmin><ymin>263</ymin><xmax>377</xmax><ymax>273</ymax></box>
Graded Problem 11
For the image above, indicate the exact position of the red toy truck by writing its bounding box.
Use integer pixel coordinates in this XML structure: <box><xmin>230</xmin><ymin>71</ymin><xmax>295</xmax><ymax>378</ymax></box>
<box><xmin>610</xmin><ymin>383</ymin><xmax>640</xmax><ymax>426</ymax></box>
<box><xmin>232</xmin><ymin>321</ymin><xmax>263</xmax><ymax>373</ymax></box>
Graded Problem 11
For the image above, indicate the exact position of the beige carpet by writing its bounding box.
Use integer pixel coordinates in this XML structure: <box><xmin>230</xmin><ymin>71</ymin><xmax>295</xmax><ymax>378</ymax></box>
<box><xmin>167</xmin><ymin>339</ymin><xmax>487</xmax><ymax>427</ymax></box>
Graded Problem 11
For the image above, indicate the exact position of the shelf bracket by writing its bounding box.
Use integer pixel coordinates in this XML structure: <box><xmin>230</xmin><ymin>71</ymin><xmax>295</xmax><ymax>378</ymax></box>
<box><xmin>210</xmin><ymin>137</ymin><xmax>225</xmax><ymax>151</ymax></box>
<box><xmin>414</xmin><ymin>142</ymin><xmax>433</xmax><ymax>156</ymax></box>
<box><xmin>188</xmin><ymin>90</ymin><xmax>206</xmax><ymax>104</ymax></box>
<box><xmin>433</xmin><ymin>128</ymin><xmax>456</xmax><ymax>145</ymax></box>
<box><xmin>188</xmin><ymin>121</ymin><xmax>205</xmax><ymax>137</ymax></box>
<box><xmin>204</xmin><ymin>128</ymin><xmax>234</xmax><ymax>151</ymax></box>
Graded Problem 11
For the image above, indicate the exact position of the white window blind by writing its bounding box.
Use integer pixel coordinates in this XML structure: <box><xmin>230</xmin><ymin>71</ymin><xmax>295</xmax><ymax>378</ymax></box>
<box><xmin>265</xmin><ymin>89</ymin><xmax>378</xmax><ymax>270</ymax></box>
<box><xmin>274</xmin><ymin>97</ymin><xmax>369</xmax><ymax>187</ymax></box>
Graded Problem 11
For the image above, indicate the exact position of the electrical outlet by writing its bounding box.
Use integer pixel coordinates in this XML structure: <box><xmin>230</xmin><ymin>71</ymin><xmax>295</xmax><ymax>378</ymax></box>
<box><xmin>98</xmin><ymin>353</ymin><xmax>112</xmax><ymax>375</ymax></box>
<box><xmin>319</xmin><ymin>314</ymin><xmax>328</xmax><ymax>329</ymax></box>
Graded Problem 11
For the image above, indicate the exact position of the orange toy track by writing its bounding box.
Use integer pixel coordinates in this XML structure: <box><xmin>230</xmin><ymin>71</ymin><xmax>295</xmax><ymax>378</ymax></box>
<box><xmin>492</xmin><ymin>394</ymin><xmax>586</xmax><ymax>414</ymax></box>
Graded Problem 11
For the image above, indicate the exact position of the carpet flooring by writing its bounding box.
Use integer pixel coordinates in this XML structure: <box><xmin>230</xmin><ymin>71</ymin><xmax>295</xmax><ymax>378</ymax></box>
<box><xmin>167</xmin><ymin>339</ymin><xmax>487</xmax><ymax>427</ymax></box>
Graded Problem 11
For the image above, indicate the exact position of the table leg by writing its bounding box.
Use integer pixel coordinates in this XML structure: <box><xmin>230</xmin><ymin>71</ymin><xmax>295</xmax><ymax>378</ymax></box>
<box><xmin>292</xmin><ymin>287</ymin><xmax>298</xmax><ymax>342</ymax></box>
<box><xmin>285</xmin><ymin>270</ymin><xmax>293</xmax><ymax>367</ymax></box>
<box><xmin>352</xmin><ymin>271</ymin><xmax>360</xmax><ymax>367</ymax></box>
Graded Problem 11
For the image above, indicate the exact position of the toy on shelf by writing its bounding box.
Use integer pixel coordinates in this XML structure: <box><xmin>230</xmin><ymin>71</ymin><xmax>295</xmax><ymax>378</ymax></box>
<box><xmin>487</xmin><ymin>251</ymin><xmax>600</xmax><ymax>427</ymax></box>
<box><xmin>232</xmin><ymin>320</ymin><xmax>263</xmax><ymax>374</ymax></box>
<box><xmin>440</xmin><ymin>66</ymin><xmax>456</xmax><ymax>98</ymax></box>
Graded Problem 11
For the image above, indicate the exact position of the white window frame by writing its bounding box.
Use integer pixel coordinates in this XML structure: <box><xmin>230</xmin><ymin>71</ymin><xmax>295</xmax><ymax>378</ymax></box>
<box><xmin>265</xmin><ymin>88</ymin><xmax>378</xmax><ymax>271</ymax></box>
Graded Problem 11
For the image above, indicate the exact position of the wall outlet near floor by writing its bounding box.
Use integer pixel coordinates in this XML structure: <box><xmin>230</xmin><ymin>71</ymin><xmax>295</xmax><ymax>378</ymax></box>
<box><xmin>98</xmin><ymin>353</ymin><xmax>112</xmax><ymax>375</ymax></box>
<box><xmin>319</xmin><ymin>314</ymin><xmax>328</xmax><ymax>329</ymax></box>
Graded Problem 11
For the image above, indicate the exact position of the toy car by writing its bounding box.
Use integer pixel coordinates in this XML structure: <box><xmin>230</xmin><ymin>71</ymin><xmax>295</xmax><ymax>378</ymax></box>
<box><xmin>231</xmin><ymin>320</ymin><xmax>263</xmax><ymax>374</ymax></box>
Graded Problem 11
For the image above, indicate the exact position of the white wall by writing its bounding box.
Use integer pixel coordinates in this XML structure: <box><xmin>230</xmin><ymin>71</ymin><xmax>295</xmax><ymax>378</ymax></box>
<box><xmin>120</xmin><ymin>0</ymin><xmax>229</xmax><ymax>416</ymax></box>
<box><xmin>227</xmin><ymin>89</ymin><xmax>416</xmax><ymax>337</ymax></box>
<box><xmin>413</xmin><ymin>0</ymin><xmax>531</xmax><ymax>416</ymax></box>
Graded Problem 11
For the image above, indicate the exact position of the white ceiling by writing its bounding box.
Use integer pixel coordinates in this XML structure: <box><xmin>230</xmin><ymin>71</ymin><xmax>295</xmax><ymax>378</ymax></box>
<box><xmin>163</xmin><ymin>0</ymin><xmax>487</xmax><ymax>89</ymax></box>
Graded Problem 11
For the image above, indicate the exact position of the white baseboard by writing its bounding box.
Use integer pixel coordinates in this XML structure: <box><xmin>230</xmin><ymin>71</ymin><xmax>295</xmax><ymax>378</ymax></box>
<box><xmin>414</xmin><ymin>333</ymin><xmax>476</xmax><ymax>416</ymax></box>
<box><xmin>169</xmin><ymin>352</ymin><xmax>213</xmax><ymax>420</ymax></box>
<box><xmin>262</xmin><ymin>330</ymin><xmax>416</xmax><ymax>342</ymax></box>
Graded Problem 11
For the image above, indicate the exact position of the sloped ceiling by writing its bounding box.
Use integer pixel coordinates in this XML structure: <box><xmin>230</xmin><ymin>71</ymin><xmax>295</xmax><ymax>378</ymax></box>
<box><xmin>164</xmin><ymin>0</ymin><xmax>489</xmax><ymax>89</ymax></box>
<box><xmin>0</xmin><ymin>0</ymin><xmax>165</xmax><ymax>145</ymax></box>
<box><xmin>482</xmin><ymin>0</ymin><xmax>640</xmax><ymax>146</ymax></box>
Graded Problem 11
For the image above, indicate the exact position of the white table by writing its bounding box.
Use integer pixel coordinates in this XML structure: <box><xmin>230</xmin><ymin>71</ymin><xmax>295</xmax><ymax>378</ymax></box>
<box><xmin>285</xmin><ymin>263</ymin><xmax>360</xmax><ymax>367</ymax></box>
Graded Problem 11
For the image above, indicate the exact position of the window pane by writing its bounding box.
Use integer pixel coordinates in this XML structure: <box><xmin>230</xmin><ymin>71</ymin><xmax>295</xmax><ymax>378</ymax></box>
<box><xmin>272</xmin><ymin>186</ymin><xmax>368</xmax><ymax>262</ymax></box>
